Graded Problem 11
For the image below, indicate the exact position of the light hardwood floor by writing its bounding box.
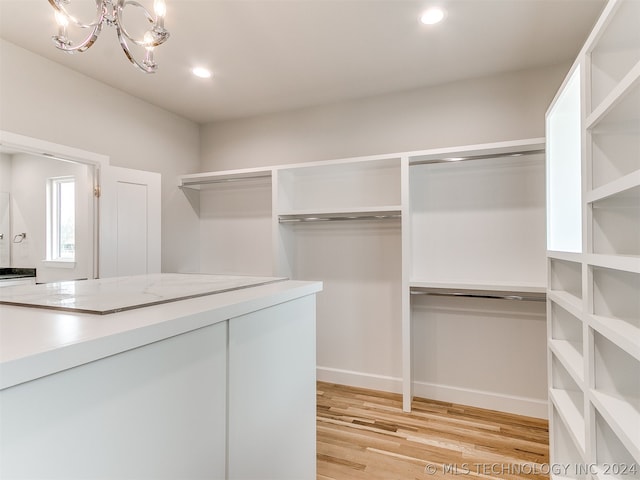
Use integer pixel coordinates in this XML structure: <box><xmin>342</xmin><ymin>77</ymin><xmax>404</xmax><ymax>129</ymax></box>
<box><xmin>317</xmin><ymin>382</ymin><xmax>549</xmax><ymax>480</ymax></box>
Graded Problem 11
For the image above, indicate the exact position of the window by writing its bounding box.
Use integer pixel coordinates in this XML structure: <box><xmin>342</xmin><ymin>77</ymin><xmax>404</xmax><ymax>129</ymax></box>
<box><xmin>47</xmin><ymin>176</ymin><xmax>75</xmax><ymax>261</ymax></box>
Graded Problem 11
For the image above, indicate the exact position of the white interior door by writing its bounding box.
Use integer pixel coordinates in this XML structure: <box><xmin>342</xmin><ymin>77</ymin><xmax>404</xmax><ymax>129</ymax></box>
<box><xmin>99</xmin><ymin>166</ymin><xmax>161</xmax><ymax>278</ymax></box>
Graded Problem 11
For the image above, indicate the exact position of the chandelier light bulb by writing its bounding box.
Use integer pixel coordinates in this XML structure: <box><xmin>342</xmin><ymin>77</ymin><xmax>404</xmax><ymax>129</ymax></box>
<box><xmin>154</xmin><ymin>0</ymin><xmax>167</xmax><ymax>18</ymax></box>
<box><xmin>154</xmin><ymin>0</ymin><xmax>166</xmax><ymax>28</ymax></box>
<box><xmin>54</xmin><ymin>10</ymin><xmax>69</xmax><ymax>27</ymax></box>
<box><xmin>53</xmin><ymin>9</ymin><xmax>69</xmax><ymax>40</ymax></box>
<box><xmin>144</xmin><ymin>32</ymin><xmax>155</xmax><ymax>51</ymax></box>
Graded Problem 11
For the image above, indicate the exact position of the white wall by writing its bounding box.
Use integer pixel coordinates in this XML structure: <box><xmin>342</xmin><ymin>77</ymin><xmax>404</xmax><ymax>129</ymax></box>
<box><xmin>0</xmin><ymin>154</ymin><xmax>11</xmax><ymax>192</ymax></box>
<box><xmin>0</xmin><ymin>154</ymin><xmax>11</xmax><ymax>267</ymax></box>
<box><xmin>0</xmin><ymin>39</ymin><xmax>201</xmax><ymax>273</ymax></box>
<box><xmin>200</xmin><ymin>63</ymin><xmax>569</xmax><ymax>170</ymax></box>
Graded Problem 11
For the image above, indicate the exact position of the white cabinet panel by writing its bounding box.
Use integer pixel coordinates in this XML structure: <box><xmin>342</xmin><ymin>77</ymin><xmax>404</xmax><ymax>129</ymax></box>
<box><xmin>228</xmin><ymin>295</ymin><xmax>317</xmax><ymax>480</ymax></box>
<box><xmin>0</xmin><ymin>322</ymin><xmax>228</xmax><ymax>479</ymax></box>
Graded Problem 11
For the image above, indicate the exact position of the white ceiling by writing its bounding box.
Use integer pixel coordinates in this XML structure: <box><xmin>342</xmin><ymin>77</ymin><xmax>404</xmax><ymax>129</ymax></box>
<box><xmin>0</xmin><ymin>0</ymin><xmax>606</xmax><ymax>124</ymax></box>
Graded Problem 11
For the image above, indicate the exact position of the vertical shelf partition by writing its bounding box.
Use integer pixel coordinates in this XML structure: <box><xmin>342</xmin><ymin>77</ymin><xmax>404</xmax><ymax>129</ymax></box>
<box><xmin>546</xmin><ymin>0</ymin><xmax>640</xmax><ymax>476</ymax></box>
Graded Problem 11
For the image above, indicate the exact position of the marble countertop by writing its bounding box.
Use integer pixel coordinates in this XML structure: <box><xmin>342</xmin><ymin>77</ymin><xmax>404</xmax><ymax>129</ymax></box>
<box><xmin>0</xmin><ymin>274</ymin><xmax>322</xmax><ymax>390</ymax></box>
<box><xmin>0</xmin><ymin>273</ymin><xmax>286</xmax><ymax>314</ymax></box>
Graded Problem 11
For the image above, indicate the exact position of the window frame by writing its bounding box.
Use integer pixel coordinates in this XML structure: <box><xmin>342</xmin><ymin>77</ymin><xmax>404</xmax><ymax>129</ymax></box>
<box><xmin>46</xmin><ymin>175</ymin><xmax>76</xmax><ymax>263</ymax></box>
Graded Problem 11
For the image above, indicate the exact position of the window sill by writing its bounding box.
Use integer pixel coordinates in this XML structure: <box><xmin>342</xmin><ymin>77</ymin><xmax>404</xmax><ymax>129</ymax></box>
<box><xmin>42</xmin><ymin>260</ymin><xmax>76</xmax><ymax>269</ymax></box>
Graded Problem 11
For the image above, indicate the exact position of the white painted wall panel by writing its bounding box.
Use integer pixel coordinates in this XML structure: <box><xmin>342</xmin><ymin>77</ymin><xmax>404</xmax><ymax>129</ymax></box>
<box><xmin>198</xmin><ymin>180</ymin><xmax>273</xmax><ymax>276</ymax></box>
<box><xmin>411</xmin><ymin>295</ymin><xmax>548</xmax><ymax>417</ymax></box>
<box><xmin>289</xmin><ymin>221</ymin><xmax>403</xmax><ymax>381</ymax></box>
<box><xmin>410</xmin><ymin>154</ymin><xmax>546</xmax><ymax>285</ymax></box>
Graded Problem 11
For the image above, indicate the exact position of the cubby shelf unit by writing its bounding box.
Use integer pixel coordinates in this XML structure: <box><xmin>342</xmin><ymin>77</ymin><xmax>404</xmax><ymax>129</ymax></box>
<box><xmin>546</xmin><ymin>0</ymin><xmax>640</xmax><ymax>476</ymax></box>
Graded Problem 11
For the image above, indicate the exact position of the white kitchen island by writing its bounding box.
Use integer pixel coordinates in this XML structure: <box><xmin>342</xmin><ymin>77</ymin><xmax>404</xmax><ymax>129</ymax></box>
<box><xmin>0</xmin><ymin>274</ymin><xmax>322</xmax><ymax>480</ymax></box>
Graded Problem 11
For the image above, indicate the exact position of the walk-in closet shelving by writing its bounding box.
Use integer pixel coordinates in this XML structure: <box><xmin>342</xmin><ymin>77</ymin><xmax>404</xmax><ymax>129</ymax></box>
<box><xmin>276</xmin><ymin>156</ymin><xmax>401</xmax><ymax>214</ymax></box>
<box><xmin>406</xmin><ymin>139</ymin><xmax>548</xmax><ymax>415</ymax></box>
<box><xmin>275</xmin><ymin>156</ymin><xmax>404</xmax><ymax>392</ymax></box>
<box><xmin>179</xmin><ymin>168</ymin><xmax>274</xmax><ymax>276</ymax></box>
<box><xmin>550</xmin><ymin>352</ymin><xmax>586</xmax><ymax>455</ymax></box>
<box><xmin>546</xmin><ymin>0</ymin><xmax>640</xmax><ymax>476</ymax></box>
<box><xmin>551</xmin><ymin>403</ymin><xmax>589</xmax><ymax>479</ymax></box>
<box><xmin>548</xmin><ymin>256</ymin><xmax>584</xmax><ymax>314</ymax></box>
<box><xmin>179</xmin><ymin>137</ymin><xmax>548</xmax><ymax>416</ymax></box>
<box><xmin>549</xmin><ymin>300</ymin><xmax>584</xmax><ymax>383</ymax></box>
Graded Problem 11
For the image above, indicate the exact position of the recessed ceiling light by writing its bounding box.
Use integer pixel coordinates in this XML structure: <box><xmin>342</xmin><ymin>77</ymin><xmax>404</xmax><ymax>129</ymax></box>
<box><xmin>420</xmin><ymin>7</ymin><xmax>445</xmax><ymax>25</ymax></box>
<box><xmin>192</xmin><ymin>67</ymin><xmax>212</xmax><ymax>79</ymax></box>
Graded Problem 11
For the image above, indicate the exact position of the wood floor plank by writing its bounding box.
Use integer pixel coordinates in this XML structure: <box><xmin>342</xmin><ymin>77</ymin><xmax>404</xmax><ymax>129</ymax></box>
<box><xmin>317</xmin><ymin>382</ymin><xmax>549</xmax><ymax>480</ymax></box>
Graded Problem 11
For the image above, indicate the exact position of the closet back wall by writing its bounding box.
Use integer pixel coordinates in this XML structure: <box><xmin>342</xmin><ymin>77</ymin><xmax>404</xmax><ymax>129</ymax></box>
<box><xmin>200</xmin><ymin>63</ymin><xmax>568</xmax><ymax>170</ymax></box>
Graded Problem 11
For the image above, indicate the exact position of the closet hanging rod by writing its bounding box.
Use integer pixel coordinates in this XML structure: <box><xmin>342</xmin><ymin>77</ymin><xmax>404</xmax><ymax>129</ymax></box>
<box><xmin>181</xmin><ymin>174</ymin><xmax>272</xmax><ymax>187</ymax></box>
<box><xmin>410</xmin><ymin>148</ymin><xmax>545</xmax><ymax>166</ymax></box>
<box><xmin>410</xmin><ymin>289</ymin><xmax>546</xmax><ymax>302</ymax></box>
<box><xmin>279</xmin><ymin>213</ymin><xmax>401</xmax><ymax>223</ymax></box>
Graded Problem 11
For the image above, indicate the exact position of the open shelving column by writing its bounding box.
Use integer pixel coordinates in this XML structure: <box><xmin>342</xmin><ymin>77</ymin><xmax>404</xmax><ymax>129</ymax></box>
<box><xmin>405</xmin><ymin>139</ymin><xmax>547</xmax><ymax>414</ymax></box>
<box><xmin>179</xmin><ymin>168</ymin><xmax>274</xmax><ymax>277</ymax></box>
<box><xmin>273</xmin><ymin>156</ymin><xmax>405</xmax><ymax>397</ymax></box>
<box><xmin>546</xmin><ymin>0</ymin><xmax>640</xmax><ymax>476</ymax></box>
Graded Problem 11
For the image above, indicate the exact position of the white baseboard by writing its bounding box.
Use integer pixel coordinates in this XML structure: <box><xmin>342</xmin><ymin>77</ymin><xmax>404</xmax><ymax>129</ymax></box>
<box><xmin>317</xmin><ymin>366</ymin><xmax>548</xmax><ymax>419</ymax></box>
<box><xmin>412</xmin><ymin>380</ymin><xmax>548</xmax><ymax>419</ymax></box>
<box><xmin>316</xmin><ymin>366</ymin><xmax>403</xmax><ymax>394</ymax></box>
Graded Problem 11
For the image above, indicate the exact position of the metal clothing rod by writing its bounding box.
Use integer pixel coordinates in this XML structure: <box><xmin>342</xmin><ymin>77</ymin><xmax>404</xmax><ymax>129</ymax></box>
<box><xmin>279</xmin><ymin>214</ymin><xmax>401</xmax><ymax>223</ymax></box>
<box><xmin>410</xmin><ymin>290</ymin><xmax>546</xmax><ymax>302</ymax></box>
<box><xmin>182</xmin><ymin>174</ymin><xmax>272</xmax><ymax>186</ymax></box>
<box><xmin>410</xmin><ymin>148</ymin><xmax>545</xmax><ymax>166</ymax></box>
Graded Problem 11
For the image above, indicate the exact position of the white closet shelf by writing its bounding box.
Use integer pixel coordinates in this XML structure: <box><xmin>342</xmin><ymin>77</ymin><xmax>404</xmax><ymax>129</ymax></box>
<box><xmin>548</xmin><ymin>290</ymin><xmax>583</xmax><ymax>318</ymax></box>
<box><xmin>549</xmin><ymin>388</ymin><xmax>586</xmax><ymax>455</ymax></box>
<box><xmin>407</xmin><ymin>138</ymin><xmax>545</xmax><ymax>165</ymax></box>
<box><xmin>409</xmin><ymin>282</ymin><xmax>546</xmax><ymax>301</ymax></box>
<box><xmin>547</xmin><ymin>251</ymin><xmax>584</xmax><ymax>262</ymax></box>
<box><xmin>586</xmin><ymin>253</ymin><xmax>640</xmax><ymax>274</ymax></box>
<box><xmin>178</xmin><ymin>168</ymin><xmax>273</xmax><ymax>188</ymax></box>
<box><xmin>549</xmin><ymin>340</ymin><xmax>585</xmax><ymax>385</ymax></box>
<box><xmin>590</xmin><ymin>390</ymin><xmax>640</xmax><ymax>464</ymax></box>
<box><xmin>586</xmin><ymin>170</ymin><xmax>640</xmax><ymax>204</ymax></box>
<box><xmin>277</xmin><ymin>155</ymin><xmax>401</xmax><ymax>174</ymax></box>
<box><xmin>589</xmin><ymin>314</ymin><xmax>640</xmax><ymax>362</ymax></box>
<box><xmin>586</xmin><ymin>61</ymin><xmax>640</xmax><ymax>130</ymax></box>
<box><xmin>278</xmin><ymin>207</ymin><xmax>401</xmax><ymax>223</ymax></box>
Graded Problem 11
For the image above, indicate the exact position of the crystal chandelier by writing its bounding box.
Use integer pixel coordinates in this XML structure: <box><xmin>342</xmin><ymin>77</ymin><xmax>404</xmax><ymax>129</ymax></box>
<box><xmin>48</xmin><ymin>0</ymin><xmax>169</xmax><ymax>73</ymax></box>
